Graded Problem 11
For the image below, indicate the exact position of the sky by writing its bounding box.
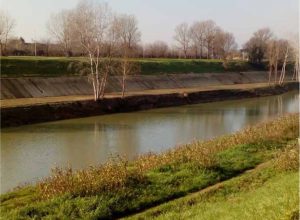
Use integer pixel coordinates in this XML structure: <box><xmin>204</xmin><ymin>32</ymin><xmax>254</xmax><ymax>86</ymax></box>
<box><xmin>0</xmin><ymin>0</ymin><xmax>298</xmax><ymax>47</ymax></box>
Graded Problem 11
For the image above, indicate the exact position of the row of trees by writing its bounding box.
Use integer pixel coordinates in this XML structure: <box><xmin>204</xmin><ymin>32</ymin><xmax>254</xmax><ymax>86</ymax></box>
<box><xmin>0</xmin><ymin>11</ymin><xmax>238</xmax><ymax>60</ymax></box>
<box><xmin>174</xmin><ymin>20</ymin><xmax>237</xmax><ymax>60</ymax></box>
<box><xmin>47</xmin><ymin>16</ymin><xmax>238</xmax><ymax>60</ymax></box>
<box><xmin>243</xmin><ymin>28</ymin><xmax>299</xmax><ymax>85</ymax></box>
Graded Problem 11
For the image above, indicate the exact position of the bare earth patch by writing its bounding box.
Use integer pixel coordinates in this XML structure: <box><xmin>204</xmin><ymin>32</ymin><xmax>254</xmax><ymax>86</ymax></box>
<box><xmin>0</xmin><ymin>82</ymin><xmax>279</xmax><ymax>108</ymax></box>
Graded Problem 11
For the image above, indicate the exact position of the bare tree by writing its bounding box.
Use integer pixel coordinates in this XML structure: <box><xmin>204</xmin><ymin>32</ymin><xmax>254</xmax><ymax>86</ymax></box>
<box><xmin>189</xmin><ymin>21</ymin><xmax>206</xmax><ymax>58</ymax></box>
<box><xmin>244</xmin><ymin>28</ymin><xmax>273</xmax><ymax>64</ymax></box>
<box><xmin>289</xmin><ymin>34</ymin><xmax>299</xmax><ymax>81</ymax></box>
<box><xmin>278</xmin><ymin>41</ymin><xmax>290</xmax><ymax>85</ymax></box>
<box><xmin>293</xmin><ymin>56</ymin><xmax>299</xmax><ymax>81</ymax></box>
<box><xmin>267</xmin><ymin>39</ymin><xmax>280</xmax><ymax>84</ymax></box>
<box><xmin>214</xmin><ymin>29</ymin><xmax>237</xmax><ymax>60</ymax></box>
<box><xmin>144</xmin><ymin>41</ymin><xmax>169</xmax><ymax>58</ymax></box>
<box><xmin>71</xmin><ymin>0</ymin><xmax>112</xmax><ymax>100</ymax></box>
<box><xmin>47</xmin><ymin>10</ymin><xmax>73</xmax><ymax>57</ymax></box>
<box><xmin>114</xmin><ymin>14</ymin><xmax>141</xmax><ymax>98</ymax></box>
<box><xmin>202</xmin><ymin>20</ymin><xmax>217</xmax><ymax>59</ymax></box>
<box><xmin>267</xmin><ymin>39</ymin><xmax>290</xmax><ymax>85</ymax></box>
<box><xmin>0</xmin><ymin>10</ymin><xmax>15</xmax><ymax>56</ymax></box>
<box><xmin>116</xmin><ymin>14</ymin><xmax>141</xmax><ymax>50</ymax></box>
<box><xmin>174</xmin><ymin>23</ymin><xmax>190</xmax><ymax>58</ymax></box>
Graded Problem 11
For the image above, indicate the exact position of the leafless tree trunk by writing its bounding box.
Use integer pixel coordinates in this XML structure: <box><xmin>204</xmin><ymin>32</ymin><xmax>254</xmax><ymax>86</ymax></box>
<box><xmin>289</xmin><ymin>34</ymin><xmax>299</xmax><ymax>82</ymax></box>
<box><xmin>279</xmin><ymin>46</ymin><xmax>289</xmax><ymax>85</ymax></box>
<box><xmin>292</xmin><ymin>59</ymin><xmax>299</xmax><ymax>81</ymax></box>
<box><xmin>189</xmin><ymin>21</ymin><xmax>206</xmax><ymax>59</ymax></box>
<box><xmin>203</xmin><ymin>20</ymin><xmax>216</xmax><ymax>59</ymax></box>
<box><xmin>274</xmin><ymin>57</ymin><xmax>278</xmax><ymax>83</ymax></box>
<box><xmin>114</xmin><ymin>14</ymin><xmax>141</xmax><ymax>98</ymax></box>
<box><xmin>267</xmin><ymin>39</ymin><xmax>279</xmax><ymax>84</ymax></box>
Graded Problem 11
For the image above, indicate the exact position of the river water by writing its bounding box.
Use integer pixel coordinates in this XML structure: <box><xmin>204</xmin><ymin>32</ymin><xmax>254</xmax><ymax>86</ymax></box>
<box><xmin>1</xmin><ymin>91</ymin><xmax>299</xmax><ymax>193</ymax></box>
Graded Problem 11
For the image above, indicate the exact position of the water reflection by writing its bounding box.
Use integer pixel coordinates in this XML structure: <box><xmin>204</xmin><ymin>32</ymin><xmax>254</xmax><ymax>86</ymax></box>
<box><xmin>1</xmin><ymin>91</ymin><xmax>299</xmax><ymax>193</ymax></box>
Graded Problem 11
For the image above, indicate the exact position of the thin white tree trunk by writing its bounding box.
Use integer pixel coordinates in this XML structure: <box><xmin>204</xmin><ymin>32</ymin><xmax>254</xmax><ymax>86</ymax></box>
<box><xmin>122</xmin><ymin>65</ymin><xmax>126</xmax><ymax>98</ymax></box>
<box><xmin>95</xmin><ymin>46</ymin><xmax>100</xmax><ymax>100</ymax></box>
<box><xmin>274</xmin><ymin>60</ymin><xmax>278</xmax><ymax>84</ymax></box>
<box><xmin>268</xmin><ymin>65</ymin><xmax>273</xmax><ymax>85</ymax></box>
<box><xmin>279</xmin><ymin>47</ymin><xmax>289</xmax><ymax>85</ymax></box>
<box><xmin>89</xmin><ymin>53</ymin><xmax>97</xmax><ymax>101</ymax></box>
<box><xmin>100</xmin><ymin>71</ymin><xmax>109</xmax><ymax>99</ymax></box>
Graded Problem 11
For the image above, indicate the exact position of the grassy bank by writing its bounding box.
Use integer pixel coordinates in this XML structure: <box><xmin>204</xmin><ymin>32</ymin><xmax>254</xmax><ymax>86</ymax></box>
<box><xmin>0</xmin><ymin>56</ymin><xmax>260</xmax><ymax>77</ymax></box>
<box><xmin>0</xmin><ymin>114</ymin><xmax>298</xmax><ymax>219</ymax></box>
<box><xmin>126</xmin><ymin>156</ymin><xmax>299</xmax><ymax>220</ymax></box>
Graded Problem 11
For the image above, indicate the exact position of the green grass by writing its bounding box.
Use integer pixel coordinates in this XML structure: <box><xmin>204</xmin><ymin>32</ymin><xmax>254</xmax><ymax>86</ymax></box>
<box><xmin>125</xmin><ymin>166</ymin><xmax>298</xmax><ymax>220</ymax></box>
<box><xmin>0</xmin><ymin>114</ymin><xmax>298</xmax><ymax>219</ymax></box>
<box><xmin>0</xmin><ymin>56</ymin><xmax>261</xmax><ymax>77</ymax></box>
<box><xmin>0</xmin><ymin>56</ymin><xmax>90</xmax><ymax>77</ymax></box>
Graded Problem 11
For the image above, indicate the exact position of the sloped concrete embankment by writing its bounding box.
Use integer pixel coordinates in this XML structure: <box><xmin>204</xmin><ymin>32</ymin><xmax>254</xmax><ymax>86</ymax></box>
<box><xmin>1</xmin><ymin>72</ymin><xmax>292</xmax><ymax>99</ymax></box>
<box><xmin>1</xmin><ymin>82</ymin><xmax>298</xmax><ymax>128</ymax></box>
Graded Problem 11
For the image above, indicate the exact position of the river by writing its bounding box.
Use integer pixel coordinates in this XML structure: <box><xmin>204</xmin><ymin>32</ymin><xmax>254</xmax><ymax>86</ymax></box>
<box><xmin>1</xmin><ymin>91</ymin><xmax>299</xmax><ymax>193</ymax></box>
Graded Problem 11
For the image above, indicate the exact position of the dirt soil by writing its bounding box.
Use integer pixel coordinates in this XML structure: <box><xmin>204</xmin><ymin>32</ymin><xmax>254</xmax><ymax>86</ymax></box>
<box><xmin>0</xmin><ymin>82</ymin><xmax>285</xmax><ymax>108</ymax></box>
<box><xmin>1</xmin><ymin>82</ymin><xmax>298</xmax><ymax>128</ymax></box>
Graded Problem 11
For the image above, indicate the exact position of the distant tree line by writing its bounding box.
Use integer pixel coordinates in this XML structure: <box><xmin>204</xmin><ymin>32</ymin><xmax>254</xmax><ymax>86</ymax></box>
<box><xmin>173</xmin><ymin>20</ymin><xmax>238</xmax><ymax>61</ymax></box>
<box><xmin>243</xmin><ymin>28</ymin><xmax>299</xmax><ymax>84</ymax></box>
<box><xmin>0</xmin><ymin>9</ymin><xmax>240</xmax><ymax>60</ymax></box>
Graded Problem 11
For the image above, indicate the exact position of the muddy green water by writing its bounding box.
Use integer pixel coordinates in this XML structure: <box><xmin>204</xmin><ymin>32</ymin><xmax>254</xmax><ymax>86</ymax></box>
<box><xmin>1</xmin><ymin>91</ymin><xmax>299</xmax><ymax>193</ymax></box>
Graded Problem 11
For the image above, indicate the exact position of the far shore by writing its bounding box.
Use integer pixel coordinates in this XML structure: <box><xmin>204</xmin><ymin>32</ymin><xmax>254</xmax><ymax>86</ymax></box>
<box><xmin>1</xmin><ymin>81</ymin><xmax>298</xmax><ymax>128</ymax></box>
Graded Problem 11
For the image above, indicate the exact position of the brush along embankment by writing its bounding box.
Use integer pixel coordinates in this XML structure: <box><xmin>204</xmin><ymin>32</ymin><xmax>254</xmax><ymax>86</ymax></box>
<box><xmin>0</xmin><ymin>114</ymin><xmax>298</xmax><ymax>219</ymax></box>
<box><xmin>1</xmin><ymin>56</ymin><xmax>259</xmax><ymax>77</ymax></box>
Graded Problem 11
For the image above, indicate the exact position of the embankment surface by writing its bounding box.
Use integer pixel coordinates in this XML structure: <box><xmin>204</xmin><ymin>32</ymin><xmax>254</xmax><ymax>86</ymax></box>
<box><xmin>0</xmin><ymin>71</ymin><xmax>288</xmax><ymax>99</ymax></box>
<box><xmin>1</xmin><ymin>82</ymin><xmax>298</xmax><ymax>128</ymax></box>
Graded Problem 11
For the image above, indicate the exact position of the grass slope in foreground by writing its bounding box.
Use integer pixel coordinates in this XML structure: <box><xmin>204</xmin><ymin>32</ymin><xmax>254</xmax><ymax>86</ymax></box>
<box><xmin>1</xmin><ymin>56</ymin><xmax>260</xmax><ymax>77</ymax></box>
<box><xmin>0</xmin><ymin>114</ymin><xmax>298</xmax><ymax>219</ymax></box>
<box><xmin>126</xmin><ymin>144</ymin><xmax>299</xmax><ymax>220</ymax></box>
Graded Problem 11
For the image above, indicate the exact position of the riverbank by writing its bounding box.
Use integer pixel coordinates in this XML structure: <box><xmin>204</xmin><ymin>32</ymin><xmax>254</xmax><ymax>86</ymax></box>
<box><xmin>1</xmin><ymin>82</ymin><xmax>299</xmax><ymax>127</ymax></box>
<box><xmin>1</xmin><ymin>114</ymin><xmax>298</xmax><ymax>219</ymax></box>
<box><xmin>1</xmin><ymin>71</ymin><xmax>280</xmax><ymax>99</ymax></box>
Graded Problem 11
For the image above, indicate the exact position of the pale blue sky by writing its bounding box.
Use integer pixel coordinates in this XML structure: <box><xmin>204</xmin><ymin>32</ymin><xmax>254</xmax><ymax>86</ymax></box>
<box><xmin>0</xmin><ymin>0</ymin><xmax>298</xmax><ymax>47</ymax></box>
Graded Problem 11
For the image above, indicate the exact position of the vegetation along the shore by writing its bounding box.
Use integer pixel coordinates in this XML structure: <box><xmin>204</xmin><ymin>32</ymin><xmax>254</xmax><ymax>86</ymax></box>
<box><xmin>1</xmin><ymin>56</ymin><xmax>261</xmax><ymax>77</ymax></box>
<box><xmin>0</xmin><ymin>114</ymin><xmax>298</xmax><ymax>219</ymax></box>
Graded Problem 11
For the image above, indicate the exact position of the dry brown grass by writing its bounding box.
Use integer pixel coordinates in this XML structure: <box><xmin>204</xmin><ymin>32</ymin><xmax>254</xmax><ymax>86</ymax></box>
<box><xmin>135</xmin><ymin>114</ymin><xmax>299</xmax><ymax>172</ymax></box>
<box><xmin>37</xmin><ymin>114</ymin><xmax>299</xmax><ymax>199</ymax></box>
<box><xmin>275</xmin><ymin>140</ymin><xmax>299</xmax><ymax>171</ymax></box>
<box><xmin>38</xmin><ymin>156</ymin><xmax>145</xmax><ymax>199</ymax></box>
